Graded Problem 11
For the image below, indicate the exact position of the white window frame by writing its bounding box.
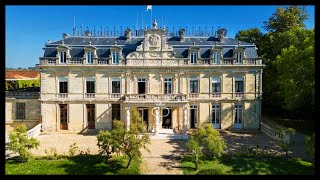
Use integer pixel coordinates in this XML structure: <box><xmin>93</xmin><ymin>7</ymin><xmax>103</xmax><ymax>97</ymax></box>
<box><xmin>212</xmin><ymin>77</ymin><xmax>221</xmax><ymax>93</ymax></box>
<box><xmin>213</xmin><ymin>52</ymin><xmax>220</xmax><ymax>64</ymax></box>
<box><xmin>85</xmin><ymin>78</ymin><xmax>95</xmax><ymax>94</ymax></box>
<box><xmin>236</xmin><ymin>51</ymin><xmax>243</xmax><ymax>64</ymax></box>
<box><xmin>60</xmin><ymin>51</ymin><xmax>67</xmax><ymax>64</ymax></box>
<box><xmin>234</xmin><ymin>104</ymin><xmax>243</xmax><ymax>129</ymax></box>
<box><xmin>189</xmin><ymin>78</ymin><xmax>199</xmax><ymax>93</ymax></box>
<box><xmin>112</xmin><ymin>52</ymin><xmax>119</xmax><ymax>64</ymax></box>
<box><xmin>87</xmin><ymin>51</ymin><xmax>94</xmax><ymax>64</ymax></box>
<box><xmin>190</xmin><ymin>52</ymin><xmax>197</xmax><ymax>64</ymax></box>
<box><xmin>212</xmin><ymin>104</ymin><xmax>220</xmax><ymax>129</ymax></box>
<box><xmin>164</xmin><ymin>78</ymin><xmax>172</xmax><ymax>94</ymax></box>
<box><xmin>235</xmin><ymin>77</ymin><xmax>244</xmax><ymax>93</ymax></box>
<box><xmin>58</xmin><ymin>77</ymin><xmax>68</xmax><ymax>94</ymax></box>
<box><xmin>190</xmin><ymin>104</ymin><xmax>198</xmax><ymax>128</ymax></box>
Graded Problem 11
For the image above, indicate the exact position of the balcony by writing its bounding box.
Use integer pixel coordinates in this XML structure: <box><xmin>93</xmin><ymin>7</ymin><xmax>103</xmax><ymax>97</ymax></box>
<box><xmin>39</xmin><ymin>57</ymin><xmax>263</xmax><ymax>67</ymax></box>
<box><xmin>235</xmin><ymin>92</ymin><xmax>245</xmax><ymax>97</ymax></box>
<box><xmin>124</xmin><ymin>94</ymin><xmax>187</xmax><ymax>102</ymax></box>
<box><xmin>85</xmin><ymin>93</ymin><xmax>95</xmax><ymax>98</ymax></box>
<box><xmin>111</xmin><ymin>93</ymin><xmax>122</xmax><ymax>98</ymax></box>
<box><xmin>211</xmin><ymin>92</ymin><xmax>222</xmax><ymax>98</ymax></box>
<box><xmin>188</xmin><ymin>93</ymin><xmax>199</xmax><ymax>99</ymax></box>
<box><xmin>57</xmin><ymin>93</ymin><xmax>68</xmax><ymax>98</ymax></box>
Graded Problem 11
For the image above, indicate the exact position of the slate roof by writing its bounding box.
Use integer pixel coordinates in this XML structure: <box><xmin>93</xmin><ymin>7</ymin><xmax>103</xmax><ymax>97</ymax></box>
<box><xmin>43</xmin><ymin>36</ymin><xmax>258</xmax><ymax>58</ymax></box>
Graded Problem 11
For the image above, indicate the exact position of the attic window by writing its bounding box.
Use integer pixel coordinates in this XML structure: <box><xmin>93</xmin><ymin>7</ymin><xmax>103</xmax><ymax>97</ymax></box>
<box><xmin>87</xmin><ymin>51</ymin><xmax>94</xmax><ymax>64</ymax></box>
<box><xmin>60</xmin><ymin>51</ymin><xmax>66</xmax><ymax>64</ymax></box>
<box><xmin>212</xmin><ymin>52</ymin><xmax>220</xmax><ymax>64</ymax></box>
<box><xmin>112</xmin><ymin>52</ymin><xmax>119</xmax><ymax>64</ymax></box>
<box><xmin>190</xmin><ymin>52</ymin><xmax>197</xmax><ymax>64</ymax></box>
<box><xmin>236</xmin><ymin>52</ymin><xmax>243</xmax><ymax>64</ymax></box>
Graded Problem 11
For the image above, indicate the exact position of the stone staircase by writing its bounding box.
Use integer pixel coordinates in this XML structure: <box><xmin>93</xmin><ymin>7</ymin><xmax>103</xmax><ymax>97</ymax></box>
<box><xmin>150</xmin><ymin>129</ymin><xmax>189</xmax><ymax>140</ymax></box>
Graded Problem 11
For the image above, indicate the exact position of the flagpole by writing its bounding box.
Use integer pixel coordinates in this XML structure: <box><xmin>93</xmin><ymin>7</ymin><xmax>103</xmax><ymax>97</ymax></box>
<box><xmin>151</xmin><ymin>8</ymin><xmax>152</xmax><ymax>28</ymax></box>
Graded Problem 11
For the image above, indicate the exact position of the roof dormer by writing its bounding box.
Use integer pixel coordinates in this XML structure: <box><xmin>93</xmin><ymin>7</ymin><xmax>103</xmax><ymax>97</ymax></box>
<box><xmin>56</xmin><ymin>41</ymin><xmax>71</xmax><ymax>64</ymax></box>
<box><xmin>110</xmin><ymin>41</ymin><xmax>123</xmax><ymax>65</ymax></box>
<box><xmin>84</xmin><ymin>41</ymin><xmax>98</xmax><ymax>64</ymax></box>
<box><xmin>188</xmin><ymin>43</ymin><xmax>200</xmax><ymax>64</ymax></box>
<box><xmin>234</xmin><ymin>42</ymin><xmax>246</xmax><ymax>64</ymax></box>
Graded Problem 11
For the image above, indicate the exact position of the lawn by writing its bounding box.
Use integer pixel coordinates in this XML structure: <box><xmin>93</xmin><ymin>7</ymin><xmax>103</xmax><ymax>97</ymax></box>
<box><xmin>6</xmin><ymin>155</ymin><xmax>140</xmax><ymax>175</ymax></box>
<box><xmin>181</xmin><ymin>155</ymin><xmax>314</xmax><ymax>175</ymax></box>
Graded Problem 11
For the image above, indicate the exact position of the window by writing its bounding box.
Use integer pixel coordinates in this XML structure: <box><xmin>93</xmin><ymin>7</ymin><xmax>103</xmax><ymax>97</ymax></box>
<box><xmin>112</xmin><ymin>104</ymin><xmax>121</xmax><ymax>121</ymax></box>
<box><xmin>16</xmin><ymin>102</ymin><xmax>25</xmax><ymax>119</ymax></box>
<box><xmin>212</xmin><ymin>77</ymin><xmax>221</xmax><ymax>93</ymax></box>
<box><xmin>59</xmin><ymin>81</ymin><xmax>68</xmax><ymax>93</ymax></box>
<box><xmin>60</xmin><ymin>51</ymin><xmax>66</xmax><ymax>63</ymax></box>
<box><xmin>190</xmin><ymin>52</ymin><xmax>197</xmax><ymax>64</ymax></box>
<box><xmin>138</xmin><ymin>79</ymin><xmax>146</xmax><ymax>94</ymax></box>
<box><xmin>190</xmin><ymin>105</ymin><xmax>198</xmax><ymax>128</ymax></box>
<box><xmin>86</xmin><ymin>81</ymin><xmax>95</xmax><ymax>93</ymax></box>
<box><xmin>212</xmin><ymin>104</ymin><xmax>220</xmax><ymax>128</ymax></box>
<box><xmin>213</xmin><ymin>52</ymin><xmax>220</xmax><ymax>64</ymax></box>
<box><xmin>112</xmin><ymin>79</ymin><xmax>121</xmax><ymax>93</ymax></box>
<box><xmin>235</xmin><ymin>104</ymin><xmax>243</xmax><ymax>124</ymax></box>
<box><xmin>235</xmin><ymin>77</ymin><xmax>244</xmax><ymax>93</ymax></box>
<box><xmin>190</xmin><ymin>79</ymin><xmax>198</xmax><ymax>93</ymax></box>
<box><xmin>236</xmin><ymin>52</ymin><xmax>242</xmax><ymax>64</ymax></box>
<box><xmin>112</xmin><ymin>52</ymin><xmax>119</xmax><ymax>64</ymax></box>
<box><xmin>87</xmin><ymin>51</ymin><xmax>94</xmax><ymax>64</ymax></box>
<box><xmin>164</xmin><ymin>78</ymin><xmax>172</xmax><ymax>94</ymax></box>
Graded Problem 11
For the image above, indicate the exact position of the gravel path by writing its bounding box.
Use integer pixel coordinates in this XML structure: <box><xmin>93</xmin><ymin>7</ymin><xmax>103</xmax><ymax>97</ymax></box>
<box><xmin>140</xmin><ymin>139</ymin><xmax>186</xmax><ymax>175</ymax></box>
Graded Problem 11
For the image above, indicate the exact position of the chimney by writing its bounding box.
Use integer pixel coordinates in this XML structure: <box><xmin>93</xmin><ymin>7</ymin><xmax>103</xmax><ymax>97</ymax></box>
<box><xmin>124</xmin><ymin>28</ymin><xmax>132</xmax><ymax>40</ymax></box>
<box><xmin>217</xmin><ymin>28</ymin><xmax>227</xmax><ymax>40</ymax></box>
<box><xmin>178</xmin><ymin>29</ymin><xmax>185</xmax><ymax>41</ymax></box>
<box><xmin>62</xmin><ymin>33</ymin><xmax>69</xmax><ymax>39</ymax></box>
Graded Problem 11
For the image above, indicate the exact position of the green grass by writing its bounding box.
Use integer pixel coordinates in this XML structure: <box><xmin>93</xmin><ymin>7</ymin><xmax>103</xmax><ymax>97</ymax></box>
<box><xmin>6</xmin><ymin>155</ymin><xmax>140</xmax><ymax>175</ymax></box>
<box><xmin>181</xmin><ymin>155</ymin><xmax>314</xmax><ymax>175</ymax></box>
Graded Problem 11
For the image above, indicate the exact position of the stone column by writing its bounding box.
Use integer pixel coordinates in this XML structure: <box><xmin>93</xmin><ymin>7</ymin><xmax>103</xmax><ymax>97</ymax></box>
<box><xmin>183</xmin><ymin>105</ymin><xmax>188</xmax><ymax>135</ymax></box>
<box><xmin>125</xmin><ymin>106</ymin><xmax>130</xmax><ymax>131</ymax></box>
<box><xmin>154</xmin><ymin>107</ymin><xmax>159</xmax><ymax>135</ymax></box>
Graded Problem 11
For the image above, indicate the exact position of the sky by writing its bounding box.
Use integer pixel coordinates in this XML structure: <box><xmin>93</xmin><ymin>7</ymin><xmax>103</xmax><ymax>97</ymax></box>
<box><xmin>6</xmin><ymin>5</ymin><xmax>315</xmax><ymax>68</ymax></box>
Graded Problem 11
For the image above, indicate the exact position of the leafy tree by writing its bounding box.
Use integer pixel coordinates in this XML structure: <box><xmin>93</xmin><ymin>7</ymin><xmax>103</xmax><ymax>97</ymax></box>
<box><xmin>96</xmin><ymin>108</ymin><xmax>150</xmax><ymax>168</ymax></box>
<box><xmin>276</xmin><ymin>29</ymin><xmax>314</xmax><ymax>114</ymax></box>
<box><xmin>186</xmin><ymin>138</ymin><xmax>202</xmax><ymax>171</ymax></box>
<box><xmin>278</xmin><ymin>128</ymin><xmax>295</xmax><ymax>158</ymax></box>
<box><xmin>263</xmin><ymin>6</ymin><xmax>308</xmax><ymax>33</ymax></box>
<box><xmin>186</xmin><ymin>124</ymin><xmax>226</xmax><ymax>170</ymax></box>
<box><xmin>235</xmin><ymin>28</ymin><xmax>267</xmax><ymax>56</ymax></box>
<box><xmin>6</xmin><ymin>125</ymin><xmax>40</xmax><ymax>162</ymax></box>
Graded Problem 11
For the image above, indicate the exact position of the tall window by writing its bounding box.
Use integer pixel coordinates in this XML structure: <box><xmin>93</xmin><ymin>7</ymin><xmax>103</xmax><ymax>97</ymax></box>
<box><xmin>112</xmin><ymin>104</ymin><xmax>121</xmax><ymax>121</ymax></box>
<box><xmin>235</xmin><ymin>104</ymin><xmax>243</xmax><ymax>125</ymax></box>
<box><xmin>190</xmin><ymin>52</ymin><xmax>197</xmax><ymax>64</ymax></box>
<box><xmin>164</xmin><ymin>78</ymin><xmax>172</xmax><ymax>94</ymax></box>
<box><xmin>59</xmin><ymin>81</ymin><xmax>68</xmax><ymax>93</ymax></box>
<box><xmin>235</xmin><ymin>77</ymin><xmax>244</xmax><ymax>93</ymax></box>
<box><xmin>60</xmin><ymin>51</ymin><xmax>66</xmax><ymax>63</ymax></box>
<box><xmin>87</xmin><ymin>51</ymin><xmax>94</xmax><ymax>64</ymax></box>
<box><xmin>86</xmin><ymin>81</ymin><xmax>95</xmax><ymax>93</ymax></box>
<box><xmin>212</xmin><ymin>77</ymin><xmax>221</xmax><ymax>93</ymax></box>
<box><xmin>190</xmin><ymin>79</ymin><xmax>199</xmax><ymax>93</ymax></box>
<box><xmin>112</xmin><ymin>79</ymin><xmax>121</xmax><ymax>93</ymax></box>
<box><xmin>213</xmin><ymin>52</ymin><xmax>220</xmax><ymax>64</ymax></box>
<box><xmin>112</xmin><ymin>52</ymin><xmax>119</xmax><ymax>64</ymax></box>
<box><xmin>16</xmin><ymin>102</ymin><xmax>26</xmax><ymax>120</ymax></box>
<box><xmin>212</xmin><ymin>104</ymin><xmax>220</xmax><ymax>128</ymax></box>
<box><xmin>236</xmin><ymin>52</ymin><xmax>242</xmax><ymax>64</ymax></box>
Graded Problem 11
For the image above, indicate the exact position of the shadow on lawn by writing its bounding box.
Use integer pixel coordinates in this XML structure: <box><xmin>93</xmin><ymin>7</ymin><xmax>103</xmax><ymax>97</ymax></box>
<box><xmin>57</xmin><ymin>155</ymin><xmax>124</xmax><ymax>175</ymax></box>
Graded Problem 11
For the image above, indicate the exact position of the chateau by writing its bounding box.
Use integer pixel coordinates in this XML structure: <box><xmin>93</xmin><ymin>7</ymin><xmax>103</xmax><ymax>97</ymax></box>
<box><xmin>38</xmin><ymin>20</ymin><xmax>265</xmax><ymax>134</ymax></box>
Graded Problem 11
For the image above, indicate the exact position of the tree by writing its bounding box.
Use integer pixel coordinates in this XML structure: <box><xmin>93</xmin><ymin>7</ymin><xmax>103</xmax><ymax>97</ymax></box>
<box><xmin>235</xmin><ymin>28</ymin><xmax>266</xmax><ymax>57</ymax></box>
<box><xmin>96</xmin><ymin>108</ymin><xmax>150</xmax><ymax>169</ymax></box>
<box><xmin>263</xmin><ymin>6</ymin><xmax>308</xmax><ymax>33</ymax></box>
<box><xmin>276</xmin><ymin>29</ymin><xmax>314</xmax><ymax>115</ymax></box>
<box><xmin>6</xmin><ymin>125</ymin><xmax>40</xmax><ymax>162</ymax></box>
<box><xmin>304</xmin><ymin>133</ymin><xmax>315</xmax><ymax>164</ymax></box>
<box><xmin>186</xmin><ymin>124</ymin><xmax>226</xmax><ymax>170</ymax></box>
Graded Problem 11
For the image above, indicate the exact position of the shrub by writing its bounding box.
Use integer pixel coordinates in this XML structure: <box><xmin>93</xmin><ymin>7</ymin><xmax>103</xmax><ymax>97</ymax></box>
<box><xmin>6</xmin><ymin>125</ymin><xmax>40</xmax><ymax>162</ymax></box>
<box><xmin>44</xmin><ymin>147</ymin><xmax>59</xmax><ymax>160</ymax></box>
<box><xmin>68</xmin><ymin>143</ymin><xmax>79</xmax><ymax>156</ymax></box>
<box><xmin>304</xmin><ymin>133</ymin><xmax>315</xmax><ymax>164</ymax></box>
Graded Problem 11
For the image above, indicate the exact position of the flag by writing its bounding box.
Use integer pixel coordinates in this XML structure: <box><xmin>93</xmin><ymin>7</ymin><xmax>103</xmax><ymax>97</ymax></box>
<box><xmin>146</xmin><ymin>5</ymin><xmax>152</xmax><ymax>12</ymax></box>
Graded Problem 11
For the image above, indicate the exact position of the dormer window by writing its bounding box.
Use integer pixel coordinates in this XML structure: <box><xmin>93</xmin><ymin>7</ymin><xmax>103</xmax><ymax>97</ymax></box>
<box><xmin>112</xmin><ymin>52</ymin><xmax>119</xmax><ymax>64</ymax></box>
<box><xmin>87</xmin><ymin>51</ymin><xmax>94</xmax><ymax>64</ymax></box>
<box><xmin>60</xmin><ymin>51</ymin><xmax>66</xmax><ymax>64</ymax></box>
<box><xmin>213</xmin><ymin>52</ymin><xmax>220</xmax><ymax>64</ymax></box>
<box><xmin>236</xmin><ymin>52</ymin><xmax>243</xmax><ymax>64</ymax></box>
<box><xmin>191</xmin><ymin>52</ymin><xmax>197</xmax><ymax>64</ymax></box>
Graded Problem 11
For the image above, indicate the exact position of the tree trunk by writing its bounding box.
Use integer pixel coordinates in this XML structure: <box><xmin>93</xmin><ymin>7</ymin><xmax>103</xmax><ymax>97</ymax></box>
<box><xmin>126</xmin><ymin>156</ymin><xmax>132</xmax><ymax>168</ymax></box>
<box><xmin>195</xmin><ymin>153</ymin><xmax>199</xmax><ymax>171</ymax></box>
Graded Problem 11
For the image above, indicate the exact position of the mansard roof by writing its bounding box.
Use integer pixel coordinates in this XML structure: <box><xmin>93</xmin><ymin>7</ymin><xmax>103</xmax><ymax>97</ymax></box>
<box><xmin>43</xmin><ymin>36</ymin><xmax>258</xmax><ymax>58</ymax></box>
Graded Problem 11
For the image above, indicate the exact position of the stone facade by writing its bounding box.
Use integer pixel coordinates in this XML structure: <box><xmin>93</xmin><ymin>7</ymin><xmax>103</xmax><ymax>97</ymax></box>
<box><xmin>5</xmin><ymin>93</ymin><xmax>41</xmax><ymax>131</ymax></box>
<box><xmin>39</xmin><ymin>23</ymin><xmax>265</xmax><ymax>133</ymax></box>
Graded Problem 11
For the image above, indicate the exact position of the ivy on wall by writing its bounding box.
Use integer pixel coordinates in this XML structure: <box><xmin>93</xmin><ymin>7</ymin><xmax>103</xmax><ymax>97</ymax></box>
<box><xmin>5</xmin><ymin>80</ymin><xmax>40</xmax><ymax>91</ymax></box>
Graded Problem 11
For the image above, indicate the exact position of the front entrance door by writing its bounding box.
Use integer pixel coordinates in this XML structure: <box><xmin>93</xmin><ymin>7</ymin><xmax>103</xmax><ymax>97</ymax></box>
<box><xmin>60</xmin><ymin>104</ymin><xmax>68</xmax><ymax>130</ymax></box>
<box><xmin>162</xmin><ymin>108</ymin><xmax>172</xmax><ymax>129</ymax></box>
<box><xmin>190</xmin><ymin>105</ymin><xmax>198</xmax><ymax>128</ymax></box>
<box><xmin>87</xmin><ymin>104</ymin><xmax>95</xmax><ymax>129</ymax></box>
<box><xmin>138</xmin><ymin>108</ymin><xmax>149</xmax><ymax>130</ymax></box>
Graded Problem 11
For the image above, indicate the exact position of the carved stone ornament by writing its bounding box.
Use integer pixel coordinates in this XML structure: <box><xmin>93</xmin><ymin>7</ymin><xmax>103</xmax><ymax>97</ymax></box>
<box><xmin>148</xmin><ymin>34</ymin><xmax>160</xmax><ymax>47</ymax></box>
